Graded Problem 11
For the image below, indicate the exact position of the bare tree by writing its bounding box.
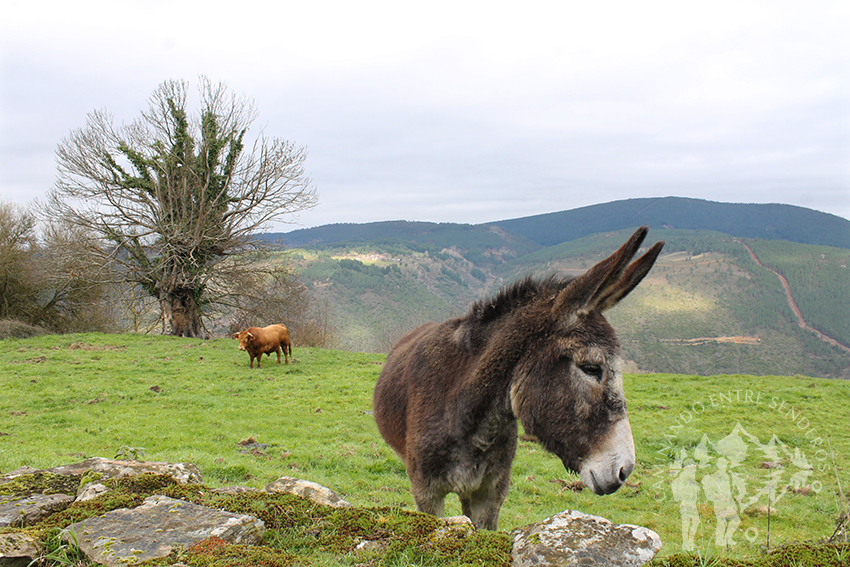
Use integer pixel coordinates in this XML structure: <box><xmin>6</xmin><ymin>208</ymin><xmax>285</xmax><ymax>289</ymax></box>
<box><xmin>0</xmin><ymin>200</ymin><xmax>114</xmax><ymax>332</ymax></box>
<box><xmin>36</xmin><ymin>221</ymin><xmax>116</xmax><ymax>332</ymax></box>
<box><xmin>45</xmin><ymin>78</ymin><xmax>318</xmax><ymax>337</ymax></box>
<box><xmin>0</xmin><ymin>201</ymin><xmax>39</xmax><ymax>321</ymax></box>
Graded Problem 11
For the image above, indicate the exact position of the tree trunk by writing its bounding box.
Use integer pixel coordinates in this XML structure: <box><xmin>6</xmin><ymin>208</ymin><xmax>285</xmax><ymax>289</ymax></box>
<box><xmin>166</xmin><ymin>289</ymin><xmax>203</xmax><ymax>338</ymax></box>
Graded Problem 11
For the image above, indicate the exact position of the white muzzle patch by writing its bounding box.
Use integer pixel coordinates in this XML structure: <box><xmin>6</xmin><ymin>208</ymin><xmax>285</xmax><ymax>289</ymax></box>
<box><xmin>579</xmin><ymin>418</ymin><xmax>635</xmax><ymax>495</ymax></box>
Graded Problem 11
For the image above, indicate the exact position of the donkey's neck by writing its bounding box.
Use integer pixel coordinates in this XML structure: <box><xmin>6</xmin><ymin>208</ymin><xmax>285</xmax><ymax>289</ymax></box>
<box><xmin>455</xmin><ymin>309</ymin><xmax>543</xmax><ymax>450</ymax></box>
<box><xmin>468</xmin><ymin>395</ymin><xmax>516</xmax><ymax>452</ymax></box>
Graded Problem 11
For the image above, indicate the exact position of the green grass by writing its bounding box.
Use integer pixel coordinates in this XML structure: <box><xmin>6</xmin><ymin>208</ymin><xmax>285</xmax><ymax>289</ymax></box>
<box><xmin>2</xmin><ymin>333</ymin><xmax>849</xmax><ymax>565</ymax></box>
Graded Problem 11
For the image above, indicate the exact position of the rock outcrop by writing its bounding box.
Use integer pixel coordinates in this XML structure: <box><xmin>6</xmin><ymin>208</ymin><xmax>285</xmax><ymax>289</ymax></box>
<box><xmin>511</xmin><ymin>509</ymin><xmax>663</xmax><ymax>567</ymax></box>
<box><xmin>2</xmin><ymin>458</ymin><xmax>202</xmax><ymax>485</ymax></box>
<box><xmin>264</xmin><ymin>476</ymin><xmax>352</xmax><ymax>508</ymax></box>
<box><xmin>64</xmin><ymin>495</ymin><xmax>265</xmax><ymax>567</ymax></box>
<box><xmin>0</xmin><ymin>458</ymin><xmax>662</xmax><ymax>566</ymax></box>
<box><xmin>0</xmin><ymin>493</ymin><xmax>75</xmax><ymax>528</ymax></box>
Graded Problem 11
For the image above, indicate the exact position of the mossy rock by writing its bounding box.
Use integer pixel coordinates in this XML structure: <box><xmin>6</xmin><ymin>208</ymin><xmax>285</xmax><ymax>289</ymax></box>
<box><xmin>0</xmin><ymin>473</ymin><xmax>82</xmax><ymax>498</ymax></box>
<box><xmin>2</xmin><ymin>474</ymin><xmax>513</xmax><ymax>567</ymax></box>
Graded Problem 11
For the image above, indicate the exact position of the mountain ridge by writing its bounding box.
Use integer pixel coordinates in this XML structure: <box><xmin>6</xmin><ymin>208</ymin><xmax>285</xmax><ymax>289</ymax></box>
<box><xmin>270</xmin><ymin>197</ymin><xmax>850</xmax><ymax>250</ymax></box>
<box><xmin>490</xmin><ymin>197</ymin><xmax>850</xmax><ymax>248</ymax></box>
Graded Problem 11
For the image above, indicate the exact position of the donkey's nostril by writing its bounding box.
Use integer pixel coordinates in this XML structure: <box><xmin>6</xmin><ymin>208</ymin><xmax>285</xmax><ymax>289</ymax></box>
<box><xmin>619</xmin><ymin>461</ymin><xmax>635</xmax><ymax>483</ymax></box>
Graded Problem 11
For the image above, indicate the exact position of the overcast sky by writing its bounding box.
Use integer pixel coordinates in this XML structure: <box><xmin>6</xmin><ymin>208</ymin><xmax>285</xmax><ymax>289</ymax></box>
<box><xmin>2</xmin><ymin>1</ymin><xmax>848</xmax><ymax>231</ymax></box>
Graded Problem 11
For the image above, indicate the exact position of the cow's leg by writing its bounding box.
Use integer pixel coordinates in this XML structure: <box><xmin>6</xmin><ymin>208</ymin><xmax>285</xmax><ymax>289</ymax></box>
<box><xmin>275</xmin><ymin>346</ymin><xmax>281</xmax><ymax>364</ymax></box>
<box><xmin>283</xmin><ymin>345</ymin><xmax>289</xmax><ymax>364</ymax></box>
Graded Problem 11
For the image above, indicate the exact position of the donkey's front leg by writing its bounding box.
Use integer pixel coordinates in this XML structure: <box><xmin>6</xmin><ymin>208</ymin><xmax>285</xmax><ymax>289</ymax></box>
<box><xmin>460</xmin><ymin>489</ymin><xmax>501</xmax><ymax>530</ymax></box>
<box><xmin>460</xmin><ymin>470</ymin><xmax>511</xmax><ymax>530</ymax></box>
<box><xmin>411</xmin><ymin>481</ymin><xmax>446</xmax><ymax>519</ymax></box>
<box><xmin>408</xmin><ymin>465</ymin><xmax>447</xmax><ymax>518</ymax></box>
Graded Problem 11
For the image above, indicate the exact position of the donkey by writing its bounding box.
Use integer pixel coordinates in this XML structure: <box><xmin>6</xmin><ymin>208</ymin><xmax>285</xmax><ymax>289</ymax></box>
<box><xmin>373</xmin><ymin>227</ymin><xmax>663</xmax><ymax>530</ymax></box>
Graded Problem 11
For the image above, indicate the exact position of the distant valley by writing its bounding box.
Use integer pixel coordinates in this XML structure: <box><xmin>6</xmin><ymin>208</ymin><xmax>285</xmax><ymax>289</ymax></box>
<box><xmin>269</xmin><ymin>197</ymin><xmax>850</xmax><ymax>379</ymax></box>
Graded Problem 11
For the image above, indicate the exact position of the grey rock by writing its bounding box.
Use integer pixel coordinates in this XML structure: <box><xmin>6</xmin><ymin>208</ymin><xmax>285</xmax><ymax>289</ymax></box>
<box><xmin>265</xmin><ymin>476</ymin><xmax>352</xmax><ymax>507</ymax></box>
<box><xmin>0</xmin><ymin>493</ymin><xmax>74</xmax><ymax>527</ymax></box>
<box><xmin>64</xmin><ymin>495</ymin><xmax>265</xmax><ymax>567</ymax></box>
<box><xmin>0</xmin><ymin>532</ymin><xmax>41</xmax><ymax>567</ymax></box>
<box><xmin>76</xmin><ymin>481</ymin><xmax>110</xmax><ymax>502</ymax></box>
<box><xmin>49</xmin><ymin>457</ymin><xmax>203</xmax><ymax>484</ymax></box>
<box><xmin>0</xmin><ymin>466</ymin><xmax>39</xmax><ymax>481</ymax></box>
<box><xmin>0</xmin><ymin>458</ymin><xmax>203</xmax><ymax>488</ymax></box>
<box><xmin>511</xmin><ymin>510</ymin><xmax>662</xmax><ymax>567</ymax></box>
<box><xmin>430</xmin><ymin>516</ymin><xmax>476</xmax><ymax>545</ymax></box>
<box><xmin>212</xmin><ymin>486</ymin><xmax>260</xmax><ymax>495</ymax></box>
<box><xmin>443</xmin><ymin>515</ymin><xmax>473</xmax><ymax>525</ymax></box>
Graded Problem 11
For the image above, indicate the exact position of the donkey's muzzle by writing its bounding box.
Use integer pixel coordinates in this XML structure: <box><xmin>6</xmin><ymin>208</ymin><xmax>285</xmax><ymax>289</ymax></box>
<box><xmin>579</xmin><ymin>418</ymin><xmax>636</xmax><ymax>495</ymax></box>
<box><xmin>589</xmin><ymin>458</ymin><xmax>635</xmax><ymax>495</ymax></box>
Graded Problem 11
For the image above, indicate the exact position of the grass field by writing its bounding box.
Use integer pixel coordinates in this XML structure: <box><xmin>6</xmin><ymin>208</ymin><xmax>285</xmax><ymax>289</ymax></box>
<box><xmin>2</xmin><ymin>333</ymin><xmax>848</xmax><ymax>565</ymax></box>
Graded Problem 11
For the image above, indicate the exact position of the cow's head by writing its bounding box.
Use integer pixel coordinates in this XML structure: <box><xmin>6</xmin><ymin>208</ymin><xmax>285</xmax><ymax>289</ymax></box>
<box><xmin>232</xmin><ymin>330</ymin><xmax>255</xmax><ymax>351</ymax></box>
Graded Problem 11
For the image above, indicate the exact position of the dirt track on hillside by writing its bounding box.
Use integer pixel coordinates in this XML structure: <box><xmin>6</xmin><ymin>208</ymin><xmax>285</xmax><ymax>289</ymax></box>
<box><xmin>737</xmin><ymin>240</ymin><xmax>850</xmax><ymax>355</ymax></box>
<box><xmin>662</xmin><ymin>336</ymin><xmax>761</xmax><ymax>346</ymax></box>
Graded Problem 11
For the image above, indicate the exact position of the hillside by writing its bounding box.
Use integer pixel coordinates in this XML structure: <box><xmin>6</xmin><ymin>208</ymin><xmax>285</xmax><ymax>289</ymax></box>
<box><xmin>288</xmin><ymin>231</ymin><xmax>848</xmax><ymax>378</ymax></box>
<box><xmin>266</xmin><ymin>220</ymin><xmax>541</xmax><ymax>264</ymax></box>
<box><xmin>275</xmin><ymin>199</ymin><xmax>850</xmax><ymax>379</ymax></box>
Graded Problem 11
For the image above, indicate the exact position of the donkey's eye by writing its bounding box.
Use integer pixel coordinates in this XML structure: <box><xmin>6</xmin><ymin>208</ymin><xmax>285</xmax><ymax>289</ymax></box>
<box><xmin>579</xmin><ymin>364</ymin><xmax>604</xmax><ymax>381</ymax></box>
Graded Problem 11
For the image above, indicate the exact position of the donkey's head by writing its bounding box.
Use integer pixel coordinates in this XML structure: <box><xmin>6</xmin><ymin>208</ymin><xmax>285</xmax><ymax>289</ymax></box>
<box><xmin>510</xmin><ymin>227</ymin><xmax>663</xmax><ymax>496</ymax></box>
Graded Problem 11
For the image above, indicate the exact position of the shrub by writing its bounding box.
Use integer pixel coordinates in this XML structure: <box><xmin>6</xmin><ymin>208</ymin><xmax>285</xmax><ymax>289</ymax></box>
<box><xmin>0</xmin><ymin>319</ymin><xmax>47</xmax><ymax>339</ymax></box>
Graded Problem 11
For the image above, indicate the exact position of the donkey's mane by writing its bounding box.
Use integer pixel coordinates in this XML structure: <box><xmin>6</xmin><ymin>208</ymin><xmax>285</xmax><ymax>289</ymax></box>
<box><xmin>466</xmin><ymin>274</ymin><xmax>574</xmax><ymax>326</ymax></box>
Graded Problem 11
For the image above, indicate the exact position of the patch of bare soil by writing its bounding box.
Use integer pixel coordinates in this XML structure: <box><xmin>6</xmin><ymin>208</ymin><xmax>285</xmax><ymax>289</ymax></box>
<box><xmin>61</xmin><ymin>342</ymin><xmax>127</xmax><ymax>351</ymax></box>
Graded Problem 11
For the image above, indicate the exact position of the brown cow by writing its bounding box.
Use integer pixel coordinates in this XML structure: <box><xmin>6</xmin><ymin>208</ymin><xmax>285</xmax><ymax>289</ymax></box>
<box><xmin>232</xmin><ymin>324</ymin><xmax>292</xmax><ymax>368</ymax></box>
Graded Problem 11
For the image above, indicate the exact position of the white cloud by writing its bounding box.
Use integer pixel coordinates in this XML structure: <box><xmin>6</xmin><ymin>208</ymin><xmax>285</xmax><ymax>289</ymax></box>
<box><xmin>2</xmin><ymin>1</ymin><xmax>848</xmax><ymax>227</ymax></box>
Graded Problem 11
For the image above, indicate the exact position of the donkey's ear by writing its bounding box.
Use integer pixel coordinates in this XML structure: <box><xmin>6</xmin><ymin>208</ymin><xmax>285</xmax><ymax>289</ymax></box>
<box><xmin>555</xmin><ymin>227</ymin><xmax>664</xmax><ymax>314</ymax></box>
<box><xmin>590</xmin><ymin>239</ymin><xmax>664</xmax><ymax>312</ymax></box>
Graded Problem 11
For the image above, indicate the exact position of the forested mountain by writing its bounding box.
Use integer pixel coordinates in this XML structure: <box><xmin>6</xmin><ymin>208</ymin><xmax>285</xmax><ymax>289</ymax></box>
<box><xmin>273</xmin><ymin>199</ymin><xmax>850</xmax><ymax>379</ymax></box>
<box><xmin>490</xmin><ymin>197</ymin><xmax>850</xmax><ymax>248</ymax></box>
<box><xmin>269</xmin><ymin>197</ymin><xmax>850</xmax><ymax>250</ymax></box>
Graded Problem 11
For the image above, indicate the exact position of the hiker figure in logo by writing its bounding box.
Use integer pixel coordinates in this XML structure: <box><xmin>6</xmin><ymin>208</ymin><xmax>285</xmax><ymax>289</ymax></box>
<box><xmin>702</xmin><ymin>457</ymin><xmax>742</xmax><ymax>547</ymax></box>
<box><xmin>671</xmin><ymin>457</ymin><xmax>701</xmax><ymax>551</ymax></box>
